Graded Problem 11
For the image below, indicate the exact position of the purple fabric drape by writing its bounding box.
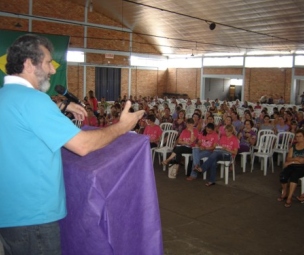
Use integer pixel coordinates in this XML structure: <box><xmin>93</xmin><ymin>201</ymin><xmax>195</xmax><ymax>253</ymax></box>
<box><xmin>59</xmin><ymin>131</ymin><xmax>163</xmax><ymax>255</ymax></box>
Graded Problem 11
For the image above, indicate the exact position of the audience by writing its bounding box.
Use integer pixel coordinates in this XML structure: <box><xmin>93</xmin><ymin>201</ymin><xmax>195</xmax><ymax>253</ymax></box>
<box><xmin>77</xmin><ymin>95</ymin><xmax>304</xmax><ymax>205</ymax></box>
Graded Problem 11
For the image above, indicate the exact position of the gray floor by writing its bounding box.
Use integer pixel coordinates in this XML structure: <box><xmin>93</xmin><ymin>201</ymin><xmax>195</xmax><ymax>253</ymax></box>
<box><xmin>154</xmin><ymin>156</ymin><xmax>304</xmax><ymax>255</ymax></box>
<box><xmin>1</xmin><ymin>157</ymin><xmax>303</xmax><ymax>255</ymax></box>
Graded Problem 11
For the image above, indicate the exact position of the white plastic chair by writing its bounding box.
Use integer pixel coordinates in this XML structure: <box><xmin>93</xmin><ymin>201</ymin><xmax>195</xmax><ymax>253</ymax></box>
<box><xmin>252</xmin><ymin>129</ymin><xmax>274</xmax><ymax>155</ymax></box>
<box><xmin>273</xmin><ymin>132</ymin><xmax>295</xmax><ymax>167</ymax></box>
<box><xmin>186</xmin><ymin>105</ymin><xmax>195</xmax><ymax>118</ymax></box>
<box><xmin>152</xmin><ymin>130</ymin><xmax>179</xmax><ymax>171</ymax></box>
<box><xmin>214</xmin><ymin>116</ymin><xmax>222</xmax><ymax>125</ymax></box>
<box><xmin>160</xmin><ymin>122</ymin><xmax>173</xmax><ymax>131</ymax></box>
<box><xmin>251</xmin><ymin>134</ymin><xmax>277</xmax><ymax>176</ymax></box>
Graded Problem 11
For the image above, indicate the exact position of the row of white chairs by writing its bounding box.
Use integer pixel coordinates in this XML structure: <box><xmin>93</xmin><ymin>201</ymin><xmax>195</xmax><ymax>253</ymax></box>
<box><xmin>240</xmin><ymin>131</ymin><xmax>295</xmax><ymax>176</ymax></box>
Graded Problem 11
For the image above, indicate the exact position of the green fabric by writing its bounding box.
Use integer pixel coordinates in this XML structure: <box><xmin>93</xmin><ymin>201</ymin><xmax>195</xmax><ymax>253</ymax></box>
<box><xmin>0</xmin><ymin>30</ymin><xmax>69</xmax><ymax>96</ymax></box>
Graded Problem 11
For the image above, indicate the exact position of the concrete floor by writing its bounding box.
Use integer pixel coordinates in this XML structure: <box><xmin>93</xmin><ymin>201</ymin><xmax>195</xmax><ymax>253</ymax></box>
<box><xmin>1</xmin><ymin>157</ymin><xmax>303</xmax><ymax>255</ymax></box>
<box><xmin>155</xmin><ymin>156</ymin><xmax>304</xmax><ymax>255</ymax></box>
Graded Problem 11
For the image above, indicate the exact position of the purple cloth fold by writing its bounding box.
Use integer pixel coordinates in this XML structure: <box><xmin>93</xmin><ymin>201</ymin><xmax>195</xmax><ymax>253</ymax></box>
<box><xmin>60</xmin><ymin>131</ymin><xmax>163</xmax><ymax>255</ymax></box>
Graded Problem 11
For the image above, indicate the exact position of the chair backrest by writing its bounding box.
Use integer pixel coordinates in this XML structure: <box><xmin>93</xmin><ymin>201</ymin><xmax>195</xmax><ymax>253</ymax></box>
<box><xmin>257</xmin><ymin>134</ymin><xmax>277</xmax><ymax>154</ymax></box>
<box><xmin>275</xmin><ymin>132</ymin><xmax>295</xmax><ymax>150</ymax></box>
<box><xmin>256</xmin><ymin>129</ymin><xmax>274</xmax><ymax>146</ymax></box>
<box><xmin>159</xmin><ymin>130</ymin><xmax>178</xmax><ymax>149</ymax></box>
<box><xmin>251</xmin><ymin>127</ymin><xmax>258</xmax><ymax>134</ymax></box>
<box><xmin>168</xmin><ymin>103</ymin><xmax>176</xmax><ymax>114</ymax></box>
<box><xmin>160</xmin><ymin>122</ymin><xmax>173</xmax><ymax>131</ymax></box>
<box><xmin>186</xmin><ymin>105</ymin><xmax>195</xmax><ymax>117</ymax></box>
<box><xmin>214</xmin><ymin>116</ymin><xmax>222</xmax><ymax>125</ymax></box>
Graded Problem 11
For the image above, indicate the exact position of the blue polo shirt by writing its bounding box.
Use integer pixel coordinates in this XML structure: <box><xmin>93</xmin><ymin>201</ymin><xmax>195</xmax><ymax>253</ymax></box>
<box><xmin>0</xmin><ymin>79</ymin><xmax>80</xmax><ymax>227</ymax></box>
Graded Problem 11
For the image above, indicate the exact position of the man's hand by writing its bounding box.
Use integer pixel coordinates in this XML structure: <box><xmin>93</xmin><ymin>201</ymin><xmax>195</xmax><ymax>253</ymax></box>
<box><xmin>64</xmin><ymin>100</ymin><xmax>145</xmax><ymax>156</ymax></box>
<box><xmin>118</xmin><ymin>101</ymin><xmax>145</xmax><ymax>132</ymax></box>
<box><xmin>66</xmin><ymin>102</ymin><xmax>88</xmax><ymax>121</ymax></box>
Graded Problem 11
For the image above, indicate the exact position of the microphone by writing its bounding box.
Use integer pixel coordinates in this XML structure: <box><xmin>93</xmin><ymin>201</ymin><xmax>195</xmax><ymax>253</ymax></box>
<box><xmin>55</xmin><ymin>85</ymin><xmax>84</xmax><ymax>107</ymax></box>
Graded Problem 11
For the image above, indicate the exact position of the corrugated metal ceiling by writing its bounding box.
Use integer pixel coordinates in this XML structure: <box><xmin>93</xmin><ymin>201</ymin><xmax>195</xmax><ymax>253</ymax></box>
<box><xmin>71</xmin><ymin>0</ymin><xmax>304</xmax><ymax>56</ymax></box>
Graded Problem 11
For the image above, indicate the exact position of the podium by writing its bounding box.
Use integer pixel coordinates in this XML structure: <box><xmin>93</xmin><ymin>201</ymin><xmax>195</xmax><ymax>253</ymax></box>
<box><xmin>59</xmin><ymin>131</ymin><xmax>163</xmax><ymax>255</ymax></box>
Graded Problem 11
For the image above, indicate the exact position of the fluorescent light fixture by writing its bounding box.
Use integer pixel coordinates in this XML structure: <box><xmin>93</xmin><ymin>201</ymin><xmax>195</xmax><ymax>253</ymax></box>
<box><xmin>67</xmin><ymin>51</ymin><xmax>84</xmax><ymax>63</ymax></box>
<box><xmin>245</xmin><ymin>56</ymin><xmax>292</xmax><ymax>68</ymax></box>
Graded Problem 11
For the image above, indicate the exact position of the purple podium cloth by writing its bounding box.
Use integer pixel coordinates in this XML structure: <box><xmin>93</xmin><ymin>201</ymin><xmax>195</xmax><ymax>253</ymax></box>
<box><xmin>59</xmin><ymin>131</ymin><xmax>163</xmax><ymax>255</ymax></box>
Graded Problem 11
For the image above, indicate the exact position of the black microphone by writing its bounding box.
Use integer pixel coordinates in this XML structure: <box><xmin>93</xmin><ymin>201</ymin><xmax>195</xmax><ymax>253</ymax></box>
<box><xmin>55</xmin><ymin>85</ymin><xmax>84</xmax><ymax>107</ymax></box>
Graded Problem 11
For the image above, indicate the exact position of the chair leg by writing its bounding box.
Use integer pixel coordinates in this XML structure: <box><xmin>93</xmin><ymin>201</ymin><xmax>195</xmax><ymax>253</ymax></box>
<box><xmin>220</xmin><ymin>165</ymin><xmax>224</xmax><ymax>179</ymax></box>
<box><xmin>277</xmin><ymin>154</ymin><xmax>281</xmax><ymax>166</ymax></box>
<box><xmin>232</xmin><ymin>163</ymin><xmax>235</xmax><ymax>181</ymax></box>
<box><xmin>263</xmin><ymin>157</ymin><xmax>267</xmax><ymax>176</ymax></box>
<box><xmin>251</xmin><ymin>156</ymin><xmax>255</xmax><ymax>172</ymax></box>
<box><xmin>162</xmin><ymin>152</ymin><xmax>166</xmax><ymax>171</ymax></box>
<box><xmin>282</xmin><ymin>153</ymin><xmax>287</xmax><ymax>167</ymax></box>
<box><xmin>203</xmin><ymin>171</ymin><xmax>207</xmax><ymax>180</ymax></box>
<box><xmin>224</xmin><ymin>165</ymin><xmax>228</xmax><ymax>185</ymax></box>
<box><xmin>184</xmin><ymin>156</ymin><xmax>189</xmax><ymax>176</ymax></box>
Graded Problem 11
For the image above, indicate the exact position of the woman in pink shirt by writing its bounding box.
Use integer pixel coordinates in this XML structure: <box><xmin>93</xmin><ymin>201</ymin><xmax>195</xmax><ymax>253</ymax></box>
<box><xmin>143</xmin><ymin>114</ymin><xmax>162</xmax><ymax>148</ymax></box>
<box><xmin>217</xmin><ymin>115</ymin><xmax>232</xmax><ymax>138</ymax></box>
<box><xmin>162</xmin><ymin>118</ymin><xmax>199</xmax><ymax>167</ymax></box>
<box><xmin>196</xmin><ymin>124</ymin><xmax>239</xmax><ymax>186</ymax></box>
<box><xmin>187</xmin><ymin>123</ymin><xmax>219</xmax><ymax>180</ymax></box>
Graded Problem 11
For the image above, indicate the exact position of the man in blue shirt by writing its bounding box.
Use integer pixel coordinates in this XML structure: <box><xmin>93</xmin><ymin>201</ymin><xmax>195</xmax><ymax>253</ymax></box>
<box><xmin>0</xmin><ymin>34</ymin><xmax>144</xmax><ymax>255</ymax></box>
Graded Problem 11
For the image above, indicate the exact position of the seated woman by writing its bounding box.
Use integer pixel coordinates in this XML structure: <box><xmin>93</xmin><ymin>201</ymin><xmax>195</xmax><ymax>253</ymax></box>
<box><xmin>192</xmin><ymin>112</ymin><xmax>203</xmax><ymax>132</ymax></box>
<box><xmin>195</xmin><ymin>124</ymin><xmax>239</xmax><ymax>186</ymax></box>
<box><xmin>237</xmin><ymin>120</ymin><xmax>257</xmax><ymax>153</ymax></box>
<box><xmin>143</xmin><ymin>114</ymin><xmax>163</xmax><ymax>148</ymax></box>
<box><xmin>275</xmin><ymin>115</ymin><xmax>290</xmax><ymax>134</ymax></box>
<box><xmin>187</xmin><ymin>123</ymin><xmax>219</xmax><ymax>181</ymax></box>
<box><xmin>259</xmin><ymin>114</ymin><xmax>274</xmax><ymax>131</ymax></box>
<box><xmin>208</xmin><ymin>101</ymin><xmax>218</xmax><ymax>114</ymax></box>
<box><xmin>162</xmin><ymin>118</ymin><xmax>199</xmax><ymax>170</ymax></box>
<box><xmin>172</xmin><ymin>109</ymin><xmax>187</xmax><ymax>136</ymax></box>
<box><xmin>277</xmin><ymin>129</ymin><xmax>304</xmax><ymax>207</ymax></box>
<box><xmin>218</xmin><ymin>116</ymin><xmax>233</xmax><ymax>138</ymax></box>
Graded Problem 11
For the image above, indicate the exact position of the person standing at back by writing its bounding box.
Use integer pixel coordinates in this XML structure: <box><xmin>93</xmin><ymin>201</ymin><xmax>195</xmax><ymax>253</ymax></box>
<box><xmin>0</xmin><ymin>34</ymin><xmax>144</xmax><ymax>255</ymax></box>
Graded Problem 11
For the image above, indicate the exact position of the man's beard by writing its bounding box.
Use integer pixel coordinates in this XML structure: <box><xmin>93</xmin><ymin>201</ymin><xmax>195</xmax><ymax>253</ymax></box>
<box><xmin>35</xmin><ymin>66</ymin><xmax>51</xmax><ymax>92</ymax></box>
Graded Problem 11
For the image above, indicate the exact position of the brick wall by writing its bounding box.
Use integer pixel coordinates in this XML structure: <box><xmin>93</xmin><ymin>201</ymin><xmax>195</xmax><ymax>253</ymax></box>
<box><xmin>0</xmin><ymin>0</ymin><xmax>301</xmax><ymax>103</ymax></box>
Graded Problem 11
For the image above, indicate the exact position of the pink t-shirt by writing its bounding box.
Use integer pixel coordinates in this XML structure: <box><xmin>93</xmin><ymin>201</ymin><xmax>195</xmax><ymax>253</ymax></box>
<box><xmin>219</xmin><ymin>135</ymin><xmax>240</xmax><ymax>152</ymax></box>
<box><xmin>218</xmin><ymin>125</ymin><xmax>226</xmax><ymax>138</ymax></box>
<box><xmin>143</xmin><ymin>125</ymin><xmax>162</xmax><ymax>142</ymax></box>
<box><xmin>179</xmin><ymin>128</ymin><xmax>199</xmax><ymax>147</ymax></box>
<box><xmin>198</xmin><ymin>131</ymin><xmax>219</xmax><ymax>148</ymax></box>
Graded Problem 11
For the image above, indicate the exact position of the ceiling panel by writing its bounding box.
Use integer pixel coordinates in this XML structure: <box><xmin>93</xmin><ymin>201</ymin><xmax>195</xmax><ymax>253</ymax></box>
<box><xmin>70</xmin><ymin>0</ymin><xmax>304</xmax><ymax>56</ymax></box>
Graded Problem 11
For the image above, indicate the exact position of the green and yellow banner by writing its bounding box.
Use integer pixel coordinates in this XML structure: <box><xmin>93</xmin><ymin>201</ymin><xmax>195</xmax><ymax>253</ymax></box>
<box><xmin>0</xmin><ymin>30</ymin><xmax>69</xmax><ymax>96</ymax></box>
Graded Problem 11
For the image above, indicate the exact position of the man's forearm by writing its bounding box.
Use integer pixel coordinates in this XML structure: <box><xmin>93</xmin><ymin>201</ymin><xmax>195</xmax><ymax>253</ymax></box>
<box><xmin>65</xmin><ymin>122</ymin><xmax>128</xmax><ymax>156</ymax></box>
